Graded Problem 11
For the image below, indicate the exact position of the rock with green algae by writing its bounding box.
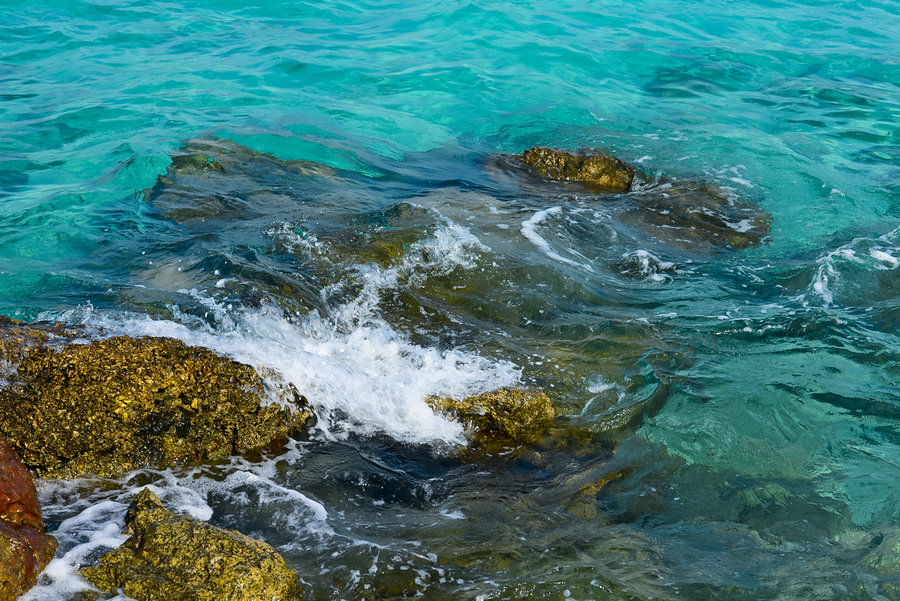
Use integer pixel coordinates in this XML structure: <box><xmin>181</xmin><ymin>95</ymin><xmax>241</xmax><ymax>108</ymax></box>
<box><xmin>81</xmin><ymin>488</ymin><xmax>301</xmax><ymax>601</ymax></box>
<box><xmin>516</xmin><ymin>146</ymin><xmax>636</xmax><ymax>192</ymax></box>
<box><xmin>426</xmin><ymin>387</ymin><xmax>556</xmax><ymax>448</ymax></box>
<box><xmin>863</xmin><ymin>531</ymin><xmax>900</xmax><ymax>600</ymax></box>
<box><xmin>0</xmin><ymin>440</ymin><xmax>57</xmax><ymax>601</ymax></box>
<box><xmin>0</xmin><ymin>328</ymin><xmax>310</xmax><ymax>479</ymax></box>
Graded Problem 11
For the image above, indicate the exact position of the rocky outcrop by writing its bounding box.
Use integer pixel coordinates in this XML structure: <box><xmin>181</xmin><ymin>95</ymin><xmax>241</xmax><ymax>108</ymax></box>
<box><xmin>515</xmin><ymin>146</ymin><xmax>635</xmax><ymax>191</ymax></box>
<box><xmin>427</xmin><ymin>387</ymin><xmax>556</xmax><ymax>447</ymax></box>
<box><xmin>81</xmin><ymin>488</ymin><xmax>301</xmax><ymax>601</ymax></box>
<box><xmin>0</xmin><ymin>322</ymin><xmax>310</xmax><ymax>478</ymax></box>
<box><xmin>0</xmin><ymin>440</ymin><xmax>57</xmax><ymax>601</ymax></box>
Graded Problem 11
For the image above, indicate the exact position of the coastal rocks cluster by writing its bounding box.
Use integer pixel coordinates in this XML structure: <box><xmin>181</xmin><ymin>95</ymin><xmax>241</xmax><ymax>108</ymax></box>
<box><xmin>494</xmin><ymin>146</ymin><xmax>771</xmax><ymax>251</ymax></box>
<box><xmin>0</xmin><ymin>140</ymin><xmax>776</xmax><ymax>600</ymax></box>
<box><xmin>0</xmin><ymin>316</ymin><xmax>564</xmax><ymax>599</ymax></box>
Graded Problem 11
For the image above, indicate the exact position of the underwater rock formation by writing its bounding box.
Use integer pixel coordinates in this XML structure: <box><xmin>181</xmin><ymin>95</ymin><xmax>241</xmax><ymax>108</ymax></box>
<box><xmin>490</xmin><ymin>147</ymin><xmax>771</xmax><ymax>251</ymax></box>
<box><xmin>625</xmin><ymin>178</ymin><xmax>771</xmax><ymax>250</ymax></box>
<box><xmin>515</xmin><ymin>146</ymin><xmax>636</xmax><ymax>191</ymax></box>
<box><xmin>0</xmin><ymin>440</ymin><xmax>57</xmax><ymax>601</ymax></box>
<box><xmin>0</xmin><ymin>322</ymin><xmax>310</xmax><ymax>478</ymax></box>
<box><xmin>144</xmin><ymin>137</ymin><xmax>334</xmax><ymax>225</ymax></box>
<box><xmin>863</xmin><ymin>531</ymin><xmax>900</xmax><ymax>600</ymax></box>
<box><xmin>427</xmin><ymin>387</ymin><xmax>556</xmax><ymax>447</ymax></box>
<box><xmin>81</xmin><ymin>488</ymin><xmax>301</xmax><ymax>601</ymax></box>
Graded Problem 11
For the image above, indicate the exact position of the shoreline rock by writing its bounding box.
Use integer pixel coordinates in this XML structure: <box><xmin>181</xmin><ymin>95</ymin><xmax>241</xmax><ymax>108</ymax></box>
<box><xmin>0</xmin><ymin>322</ymin><xmax>310</xmax><ymax>479</ymax></box>
<box><xmin>0</xmin><ymin>440</ymin><xmax>57</xmax><ymax>601</ymax></box>
<box><xmin>81</xmin><ymin>488</ymin><xmax>301</xmax><ymax>601</ymax></box>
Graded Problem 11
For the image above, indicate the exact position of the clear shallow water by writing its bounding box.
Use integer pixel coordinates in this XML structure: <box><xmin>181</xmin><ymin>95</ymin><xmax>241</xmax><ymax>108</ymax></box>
<box><xmin>2</xmin><ymin>0</ymin><xmax>899</xmax><ymax>599</ymax></box>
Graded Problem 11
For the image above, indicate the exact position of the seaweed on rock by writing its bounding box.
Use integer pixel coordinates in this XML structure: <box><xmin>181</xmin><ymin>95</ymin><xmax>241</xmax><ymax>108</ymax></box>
<box><xmin>81</xmin><ymin>488</ymin><xmax>301</xmax><ymax>601</ymax></box>
<box><xmin>0</xmin><ymin>322</ymin><xmax>310</xmax><ymax>478</ymax></box>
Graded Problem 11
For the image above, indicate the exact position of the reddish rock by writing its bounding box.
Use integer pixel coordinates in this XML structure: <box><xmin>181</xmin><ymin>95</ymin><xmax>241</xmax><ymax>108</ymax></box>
<box><xmin>0</xmin><ymin>440</ymin><xmax>57</xmax><ymax>601</ymax></box>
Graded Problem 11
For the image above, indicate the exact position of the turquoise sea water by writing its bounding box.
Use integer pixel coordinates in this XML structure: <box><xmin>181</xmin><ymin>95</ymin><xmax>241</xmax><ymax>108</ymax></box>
<box><xmin>3</xmin><ymin>1</ymin><xmax>900</xmax><ymax>599</ymax></box>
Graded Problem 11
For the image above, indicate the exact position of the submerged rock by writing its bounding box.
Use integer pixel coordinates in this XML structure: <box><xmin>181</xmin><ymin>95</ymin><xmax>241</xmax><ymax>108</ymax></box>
<box><xmin>863</xmin><ymin>531</ymin><xmax>900</xmax><ymax>600</ymax></box>
<box><xmin>81</xmin><ymin>488</ymin><xmax>301</xmax><ymax>601</ymax></box>
<box><xmin>0</xmin><ymin>440</ymin><xmax>57</xmax><ymax>601</ymax></box>
<box><xmin>625</xmin><ymin>179</ymin><xmax>771</xmax><ymax>250</ymax></box>
<box><xmin>145</xmin><ymin>137</ymin><xmax>334</xmax><ymax>225</ymax></box>
<box><xmin>427</xmin><ymin>387</ymin><xmax>556</xmax><ymax>447</ymax></box>
<box><xmin>513</xmin><ymin>146</ymin><xmax>635</xmax><ymax>191</ymax></box>
<box><xmin>490</xmin><ymin>147</ymin><xmax>770</xmax><ymax>250</ymax></box>
<box><xmin>0</xmin><ymin>325</ymin><xmax>310</xmax><ymax>478</ymax></box>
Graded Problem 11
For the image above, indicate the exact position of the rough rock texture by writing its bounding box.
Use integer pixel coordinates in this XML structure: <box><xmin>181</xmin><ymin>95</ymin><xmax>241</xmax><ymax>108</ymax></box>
<box><xmin>0</xmin><ymin>440</ymin><xmax>57</xmax><ymax>601</ymax></box>
<box><xmin>427</xmin><ymin>387</ymin><xmax>556</xmax><ymax>447</ymax></box>
<box><xmin>81</xmin><ymin>488</ymin><xmax>301</xmax><ymax>601</ymax></box>
<box><xmin>0</xmin><ymin>326</ymin><xmax>310</xmax><ymax>479</ymax></box>
<box><xmin>518</xmin><ymin>146</ymin><xmax>635</xmax><ymax>191</ymax></box>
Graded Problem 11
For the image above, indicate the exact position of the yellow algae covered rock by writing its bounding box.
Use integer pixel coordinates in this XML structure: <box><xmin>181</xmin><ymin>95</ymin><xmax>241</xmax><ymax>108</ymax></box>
<box><xmin>81</xmin><ymin>488</ymin><xmax>301</xmax><ymax>601</ymax></box>
<box><xmin>427</xmin><ymin>387</ymin><xmax>556</xmax><ymax>447</ymax></box>
<box><xmin>0</xmin><ymin>333</ymin><xmax>310</xmax><ymax>479</ymax></box>
<box><xmin>518</xmin><ymin>146</ymin><xmax>635</xmax><ymax>192</ymax></box>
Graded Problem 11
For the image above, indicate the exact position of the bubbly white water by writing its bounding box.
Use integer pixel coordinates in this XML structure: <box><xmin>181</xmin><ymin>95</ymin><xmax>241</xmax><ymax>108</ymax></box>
<box><xmin>52</xmin><ymin>221</ymin><xmax>520</xmax><ymax>445</ymax></box>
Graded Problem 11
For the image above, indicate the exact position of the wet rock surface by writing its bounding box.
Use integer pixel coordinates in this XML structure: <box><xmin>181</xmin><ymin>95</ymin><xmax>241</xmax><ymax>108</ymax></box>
<box><xmin>0</xmin><ymin>440</ymin><xmax>57</xmax><ymax>601</ymax></box>
<box><xmin>427</xmin><ymin>387</ymin><xmax>556</xmax><ymax>447</ymax></box>
<box><xmin>625</xmin><ymin>178</ymin><xmax>771</xmax><ymax>250</ymax></box>
<box><xmin>514</xmin><ymin>146</ymin><xmax>636</xmax><ymax>192</ymax></box>
<box><xmin>81</xmin><ymin>488</ymin><xmax>301</xmax><ymax>601</ymax></box>
<box><xmin>0</xmin><ymin>322</ymin><xmax>310</xmax><ymax>478</ymax></box>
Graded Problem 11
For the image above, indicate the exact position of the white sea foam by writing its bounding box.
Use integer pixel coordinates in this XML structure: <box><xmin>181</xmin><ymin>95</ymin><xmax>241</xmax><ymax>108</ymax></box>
<box><xmin>20</xmin><ymin>499</ymin><xmax>128</xmax><ymax>601</ymax></box>
<box><xmin>54</xmin><ymin>222</ymin><xmax>519</xmax><ymax>446</ymax></box>
<box><xmin>870</xmin><ymin>249</ymin><xmax>899</xmax><ymax>268</ymax></box>
<box><xmin>621</xmin><ymin>249</ymin><xmax>677</xmax><ymax>282</ymax></box>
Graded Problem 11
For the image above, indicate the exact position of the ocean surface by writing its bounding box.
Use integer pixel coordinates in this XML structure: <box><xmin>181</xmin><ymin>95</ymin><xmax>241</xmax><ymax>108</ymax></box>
<box><xmin>2</xmin><ymin>0</ymin><xmax>899</xmax><ymax>599</ymax></box>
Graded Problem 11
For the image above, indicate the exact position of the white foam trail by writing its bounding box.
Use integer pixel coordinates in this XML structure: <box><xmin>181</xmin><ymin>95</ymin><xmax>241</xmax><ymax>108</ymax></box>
<box><xmin>520</xmin><ymin>207</ymin><xmax>592</xmax><ymax>271</ymax></box>
<box><xmin>20</xmin><ymin>500</ymin><xmax>128</xmax><ymax>601</ymax></box>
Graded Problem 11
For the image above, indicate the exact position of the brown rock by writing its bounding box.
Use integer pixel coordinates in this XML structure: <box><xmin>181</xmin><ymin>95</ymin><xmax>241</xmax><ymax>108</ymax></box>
<box><xmin>427</xmin><ymin>387</ymin><xmax>556</xmax><ymax>447</ymax></box>
<box><xmin>0</xmin><ymin>440</ymin><xmax>57</xmax><ymax>601</ymax></box>
<box><xmin>518</xmin><ymin>146</ymin><xmax>635</xmax><ymax>191</ymax></box>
